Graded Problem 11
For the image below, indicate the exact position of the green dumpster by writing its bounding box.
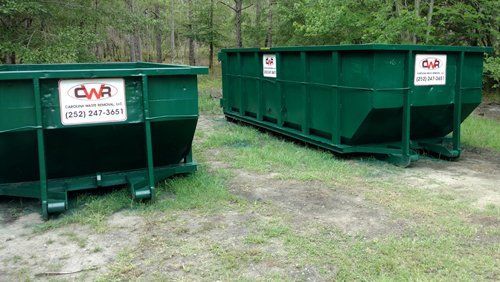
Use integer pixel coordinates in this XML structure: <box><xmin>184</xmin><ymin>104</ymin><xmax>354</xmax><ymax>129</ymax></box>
<box><xmin>0</xmin><ymin>62</ymin><xmax>208</xmax><ymax>218</ymax></box>
<box><xmin>219</xmin><ymin>44</ymin><xmax>492</xmax><ymax>166</ymax></box>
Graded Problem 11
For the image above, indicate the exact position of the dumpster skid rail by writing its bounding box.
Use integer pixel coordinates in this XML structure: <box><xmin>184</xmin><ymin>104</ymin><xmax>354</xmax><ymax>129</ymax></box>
<box><xmin>219</xmin><ymin>44</ymin><xmax>492</xmax><ymax>167</ymax></box>
<box><xmin>0</xmin><ymin>62</ymin><xmax>208</xmax><ymax>218</ymax></box>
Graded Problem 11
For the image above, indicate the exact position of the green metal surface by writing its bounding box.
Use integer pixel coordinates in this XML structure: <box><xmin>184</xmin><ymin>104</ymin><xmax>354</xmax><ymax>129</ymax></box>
<box><xmin>0</xmin><ymin>62</ymin><xmax>208</xmax><ymax>218</ymax></box>
<box><xmin>219</xmin><ymin>44</ymin><xmax>492</xmax><ymax>166</ymax></box>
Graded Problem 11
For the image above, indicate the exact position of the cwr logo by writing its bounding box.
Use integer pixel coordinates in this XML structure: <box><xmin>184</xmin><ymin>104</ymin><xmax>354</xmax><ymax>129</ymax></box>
<box><xmin>265</xmin><ymin>57</ymin><xmax>274</xmax><ymax>66</ymax></box>
<box><xmin>67</xmin><ymin>83</ymin><xmax>118</xmax><ymax>100</ymax></box>
<box><xmin>420</xmin><ymin>57</ymin><xmax>441</xmax><ymax>70</ymax></box>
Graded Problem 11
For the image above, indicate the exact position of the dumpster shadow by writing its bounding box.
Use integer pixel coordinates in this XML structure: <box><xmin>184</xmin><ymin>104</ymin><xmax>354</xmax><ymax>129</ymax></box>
<box><xmin>0</xmin><ymin>196</ymin><xmax>40</xmax><ymax>224</ymax></box>
<box><xmin>0</xmin><ymin>185</ymin><xmax>130</xmax><ymax>223</ymax></box>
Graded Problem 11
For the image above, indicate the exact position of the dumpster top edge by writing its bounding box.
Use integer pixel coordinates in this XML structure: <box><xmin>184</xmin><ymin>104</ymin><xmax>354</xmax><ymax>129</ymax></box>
<box><xmin>0</xmin><ymin>62</ymin><xmax>209</xmax><ymax>80</ymax></box>
<box><xmin>220</xmin><ymin>44</ymin><xmax>493</xmax><ymax>53</ymax></box>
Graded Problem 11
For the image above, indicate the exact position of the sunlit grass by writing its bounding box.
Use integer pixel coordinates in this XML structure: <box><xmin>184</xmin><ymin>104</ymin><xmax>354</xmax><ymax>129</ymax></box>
<box><xmin>462</xmin><ymin>115</ymin><xmax>500</xmax><ymax>151</ymax></box>
<box><xmin>35</xmin><ymin>168</ymin><xmax>234</xmax><ymax>233</ymax></box>
<box><xmin>198</xmin><ymin>120</ymin><xmax>370</xmax><ymax>183</ymax></box>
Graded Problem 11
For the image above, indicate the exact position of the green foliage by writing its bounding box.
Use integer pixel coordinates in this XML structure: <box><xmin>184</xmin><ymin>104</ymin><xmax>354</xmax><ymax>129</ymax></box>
<box><xmin>484</xmin><ymin>56</ymin><xmax>500</xmax><ymax>88</ymax></box>
<box><xmin>0</xmin><ymin>0</ymin><xmax>498</xmax><ymax>87</ymax></box>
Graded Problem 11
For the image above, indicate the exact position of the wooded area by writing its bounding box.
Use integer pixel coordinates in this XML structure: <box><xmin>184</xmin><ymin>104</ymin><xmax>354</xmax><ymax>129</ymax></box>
<box><xmin>0</xmin><ymin>0</ymin><xmax>498</xmax><ymax>88</ymax></box>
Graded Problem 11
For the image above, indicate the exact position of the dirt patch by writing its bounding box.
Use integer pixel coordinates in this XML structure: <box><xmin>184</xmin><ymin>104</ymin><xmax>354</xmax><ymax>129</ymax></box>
<box><xmin>101</xmin><ymin>209</ymin><xmax>299</xmax><ymax>281</ymax></box>
<box><xmin>0</xmin><ymin>197</ymin><xmax>39</xmax><ymax>224</ymax></box>
<box><xmin>225</xmin><ymin>169</ymin><xmax>404</xmax><ymax>239</ymax></box>
<box><xmin>475</xmin><ymin>102</ymin><xmax>500</xmax><ymax>121</ymax></box>
<box><xmin>0</xmin><ymin>212</ymin><xmax>144</xmax><ymax>281</ymax></box>
<box><xmin>402</xmin><ymin>149</ymin><xmax>500</xmax><ymax>209</ymax></box>
<box><xmin>196</xmin><ymin>114</ymin><xmax>226</xmax><ymax>135</ymax></box>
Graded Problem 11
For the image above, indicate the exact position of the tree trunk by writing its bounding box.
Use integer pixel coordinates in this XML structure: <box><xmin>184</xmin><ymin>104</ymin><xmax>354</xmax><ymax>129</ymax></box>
<box><xmin>265</xmin><ymin>0</ymin><xmax>274</xmax><ymax>47</ymax></box>
<box><xmin>425</xmin><ymin>0</ymin><xmax>434</xmax><ymax>43</ymax></box>
<box><xmin>170</xmin><ymin>0</ymin><xmax>176</xmax><ymax>63</ymax></box>
<box><xmin>413</xmin><ymin>0</ymin><xmax>420</xmax><ymax>43</ymax></box>
<box><xmin>94</xmin><ymin>0</ymin><xmax>99</xmax><ymax>59</ymax></box>
<box><xmin>155</xmin><ymin>3</ymin><xmax>162</xmax><ymax>62</ymax></box>
<box><xmin>235</xmin><ymin>0</ymin><xmax>243</xmax><ymax>47</ymax></box>
<box><xmin>5</xmin><ymin>52</ymin><xmax>16</xmax><ymax>64</ymax></box>
<box><xmin>136</xmin><ymin>34</ymin><xmax>143</xmax><ymax>61</ymax></box>
<box><xmin>126</xmin><ymin>0</ymin><xmax>136</xmax><ymax>61</ymax></box>
<box><xmin>155</xmin><ymin>33</ymin><xmax>162</xmax><ymax>63</ymax></box>
<box><xmin>209</xmin><ymin>0</ymin><xmax>214</xmax><ymax>69</ymax></box>
<box><xmin>129</xmin><ymin>34</ymin><xmax>136</xmax><ymax>61</ymax></box>
<box><xmin>254</xmin><ymin>0</ymin><xmax>261</xmax><ymax>46</ymax></box>
<box><xmin>187</xmin><ymin>0</ymin><xmax>196</xmax><ymax>65</ymax></box>
<box><xmin>393</xmin><ymin>0</ymin><xmax>407</xmax><ymax>42</ymax></box>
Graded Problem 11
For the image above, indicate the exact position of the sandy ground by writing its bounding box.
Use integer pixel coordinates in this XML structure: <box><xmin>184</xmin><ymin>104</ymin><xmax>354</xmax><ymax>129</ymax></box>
<box><xmin>0</xmin><ymin>114</ymin><xmax>498</xmax><ymax>280</ymax></box>
<box><xmin>475</xmin><ymin>102</ymin><xmax>500</xmax><ymax>121</ymax></box>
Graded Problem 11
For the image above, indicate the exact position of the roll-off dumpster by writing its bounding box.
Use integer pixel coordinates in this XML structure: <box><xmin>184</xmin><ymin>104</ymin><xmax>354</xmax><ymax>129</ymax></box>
<box><xmin>0</xmin><ymin>62</ymin><xmax>208</xmax><ymax>218</ymax></box>
<box><xmin>219</xmin><ymin>44</ymin><xmax>492</xmax><ymax>166</ymax></box>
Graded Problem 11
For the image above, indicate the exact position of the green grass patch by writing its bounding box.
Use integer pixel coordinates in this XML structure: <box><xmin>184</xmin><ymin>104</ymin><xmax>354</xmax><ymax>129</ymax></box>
<box><xmin>462</xmin><ymin>115</ymin><xmax>500</xmax><ymax>151</ymax></box>
<box><xmin>283</xmin><ymin>228</ymin><xmax>498</xmax><ymax>281</ymax></box>
<box><xmin>198</xmin><ymin>90</ymin><xmax>221</xmax><ymax>115</ymax></box>
<box><xmin>198</xmin><ymin>121</ymin><xmax>370</xmax><ymax>183</ymax></box>
<box><xmin>35</xmin><ymin>167</ymin><xmax>234</xmax><ymax>232</ymax></box>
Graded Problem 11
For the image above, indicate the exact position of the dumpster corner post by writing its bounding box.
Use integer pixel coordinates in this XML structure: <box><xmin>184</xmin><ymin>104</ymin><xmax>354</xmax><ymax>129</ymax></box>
<box><xmin>452</xmin><ymin>51</ymin><xmax>465</xmax><ymax>155</ymax></box>
<box><xmin>141</xmin><ymin>75</ymin><xmax>155</xmax><ymax>200</ymax></box>
<box><xmin>33</xmin><ymin>78</ymin><xmax>49</xmax><ymax>219</ymax></box>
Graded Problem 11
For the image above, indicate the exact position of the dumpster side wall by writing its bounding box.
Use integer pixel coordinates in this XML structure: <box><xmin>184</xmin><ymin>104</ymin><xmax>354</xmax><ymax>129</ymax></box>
<box><xmin>0</xmin><ymin>74</ymin><xmax>199</xmax><ymax>182</ymax></box>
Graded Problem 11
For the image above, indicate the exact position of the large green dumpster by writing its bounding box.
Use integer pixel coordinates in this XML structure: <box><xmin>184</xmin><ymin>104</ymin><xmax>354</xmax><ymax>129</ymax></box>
<box><xmin>219</xmin><ymin>44</ymin><xmax>492</xmax><ymax>166</ymax></box>
<box><xmin>0</xmin><ymin>62</ymin><xmax>208</xmax><ymax>218</ymax></box>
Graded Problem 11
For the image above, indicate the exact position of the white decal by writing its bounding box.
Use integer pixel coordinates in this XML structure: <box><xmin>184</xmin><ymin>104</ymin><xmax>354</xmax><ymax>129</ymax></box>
<box><xmin>263</xmin><ymin>54</ymin><xmax>277</xmax><ymax>78</ymax></box>
<box><xmin>58</xmin><ymin>78</ymin><xmax>127</xmax><ymax>125</ymax></box>
<box><xmin>414</xmin><ymin>54</ymin><xmax>447</xmax><ymax>86</ymax></box>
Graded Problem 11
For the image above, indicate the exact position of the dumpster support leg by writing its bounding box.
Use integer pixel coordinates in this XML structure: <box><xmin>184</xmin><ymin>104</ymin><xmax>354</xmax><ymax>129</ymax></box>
<box><xmin>452</xmin><ymin>52</ymin><xmax>464</xmax><ymax>157</ymax></box>
<box><xmin>387</xmin><ymin>51</ymin><xmax>418</xmax><ymax>167</ymax></box>
<box><xmin>277</xmin><ymin>53</ymin><xmax>284</xmax><ymax>126</ymax></box>
<box><xmin>139</xmin><ymin>75</ymin><xmax>155</xmax><ymax>200</ymax></box>
<box><xmin>331</xmin><ymin>51</ymin><xmax>341</xmax><ymax>144</ymax></box>
<box><xmin>33</xmin><ymin>78</ymin><xmax>49</xmax><ymax>219</ymax></box>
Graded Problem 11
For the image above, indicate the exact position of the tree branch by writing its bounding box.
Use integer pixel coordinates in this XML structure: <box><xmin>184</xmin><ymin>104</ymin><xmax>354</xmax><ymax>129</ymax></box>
<box><xmin>241</xmin><ymin>4</ymin><xmax>253</xmax><ymax>11</ymax></box>
<box><xmin>218</xmin><ymin>1</ymin><xmax>236</xmax><ymax>11</ymax></box>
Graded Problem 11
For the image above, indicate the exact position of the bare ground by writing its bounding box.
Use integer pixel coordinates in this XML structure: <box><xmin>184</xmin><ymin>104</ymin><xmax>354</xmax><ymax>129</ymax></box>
<box><xmin>475</xmin><ymin>102</ymin><xmax>500</xmax><ymax>121</ymax></box>
<box><xmin>0</xmin><ymin>114</ymin><xmax>498</xmax><ymax>280</ymax></box>
<box><xmin>403</xmin><ymin>148</ymin><xmax>500</xmax><ymax>209</ymax></box>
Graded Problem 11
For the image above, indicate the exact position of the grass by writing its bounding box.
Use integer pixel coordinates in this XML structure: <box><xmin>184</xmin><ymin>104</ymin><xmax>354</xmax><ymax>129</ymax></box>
<box><xmin>462</xmin><ymin>115</ymin><xmax>500</xmax><ymax>151</ymax></box>
<box><xmin>198</xmin><ymin>120</ymin><xmax>373</xmax><ymax>183</ymax></box>
<box><xmin>35</xmin><ymin>168</ymin><xmax>235</xmax><ymax>233</ymax></box>
<box><xmin>198</xmin><ymin>67</ymin><xmax>223</xmax><ymax>115</ymax></box>
<box><xmin>194</xmin><ymin>119</ymin><xmax>499</xmax><ymax>280</ymax></box>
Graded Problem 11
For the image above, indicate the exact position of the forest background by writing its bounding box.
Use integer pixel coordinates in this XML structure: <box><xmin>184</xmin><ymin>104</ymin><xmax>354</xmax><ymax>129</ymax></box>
<box><xmin>1</xmin><ymin>0</ymin><xmax>498</xmax><ymax>92</ymax></box>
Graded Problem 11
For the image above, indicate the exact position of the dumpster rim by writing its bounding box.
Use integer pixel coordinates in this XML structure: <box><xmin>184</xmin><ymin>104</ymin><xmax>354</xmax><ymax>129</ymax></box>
<box><xmin>220</xmin><ymin>43</ymin><xmax>493</xmax><ymax>53</ymax></box>
<box><xmin>0</xmin><ymin>62</ymin><xmax>208</xmax><ymax>80</ymax></box>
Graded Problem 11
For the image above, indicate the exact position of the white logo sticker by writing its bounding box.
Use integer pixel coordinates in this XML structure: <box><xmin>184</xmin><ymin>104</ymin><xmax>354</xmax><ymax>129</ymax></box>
<box><xmin>263</xmin><ymin>54</ymin><xmax>277</xmax><ymax>78</ymax></box>
<box><xmin>414</xmin><ymin>54</ymin><xmax>447</xmax><ymax>86</ymax></box>
<box><xmin>58</xmin><ymin>78</ymin><xmax>127</xmax><ymax>125</ymax></box>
